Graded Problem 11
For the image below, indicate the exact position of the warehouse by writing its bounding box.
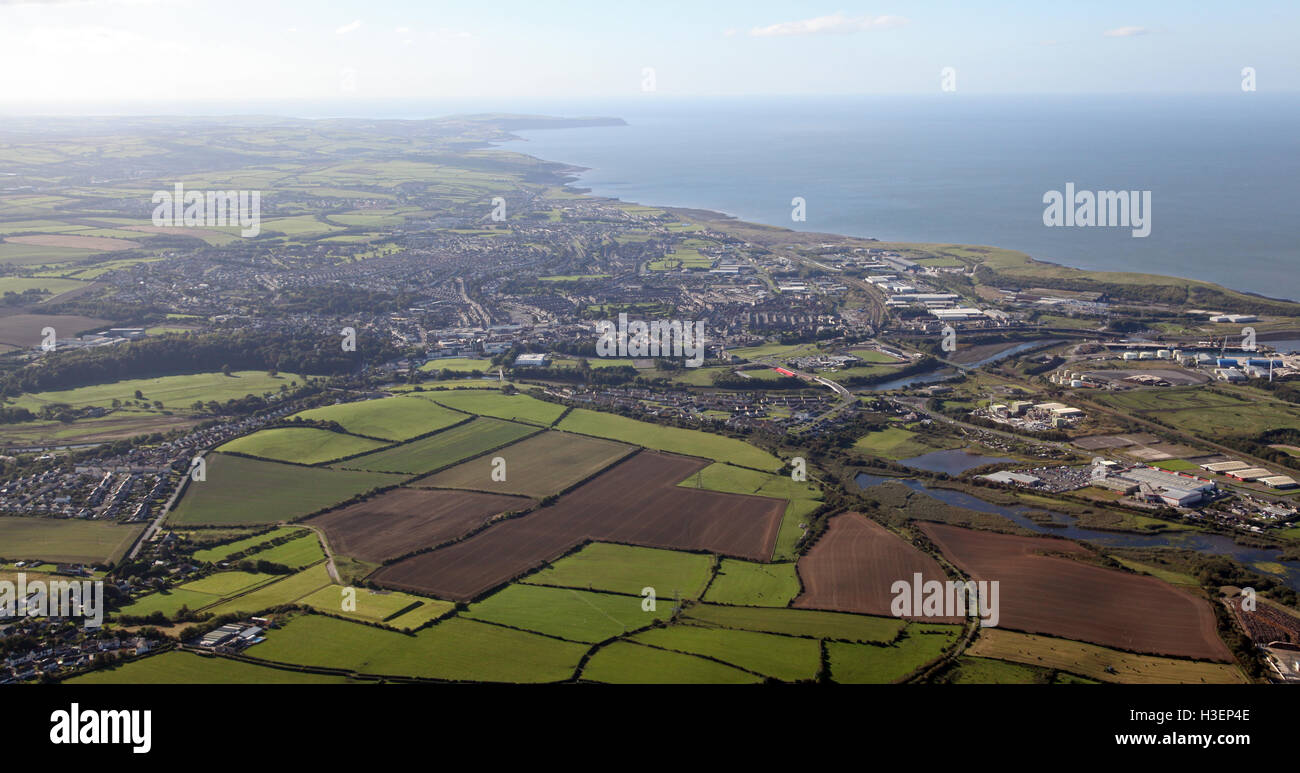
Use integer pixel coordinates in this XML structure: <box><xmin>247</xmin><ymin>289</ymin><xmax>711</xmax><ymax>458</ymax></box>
<box><xmin>1260</xmin><ymin>475</ymin><xmax>1299</xmax><ymax>489</ymax></box>
<box><xmin>1225</xmin><ymin>467</ymin><xmax>1274</xmax><ymax>482</ymax></box>
<box><xmin>1201</xmin><ymin>460</ymin><xmax>1251</xmax><ymax>473</ymax></box>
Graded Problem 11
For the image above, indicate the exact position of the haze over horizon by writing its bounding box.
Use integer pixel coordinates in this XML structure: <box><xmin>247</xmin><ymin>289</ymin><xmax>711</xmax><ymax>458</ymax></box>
<box><xmin>1</xmin><ymin>0</ymin><xmax>1297</xmax><ymax>108</ymax></box>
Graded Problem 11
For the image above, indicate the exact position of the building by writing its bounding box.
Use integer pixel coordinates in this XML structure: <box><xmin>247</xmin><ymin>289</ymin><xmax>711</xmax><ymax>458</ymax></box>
<box><xmin>1225</xmin><ymin>467</ymin><xmax>1274</xmax><ymax>482</ymax></box>
<box><xmin>513</xmin><ymin>353</ymin><xmax>550</xmax><ymax>368</ymax></box>
<box><xmin>979</xmin><ymin>471</ymin><xmax>1041</xmax><ymax>487</ymax></box>
<box><xmin>1110</xmin><ymin>465</ymin><xmax>1215</xmax><ymax>507</ymax></box>
<box><xmin>1201</xmin><ymin>460</ymin><xmax>1250</xmax><ymax>473</ymax></box>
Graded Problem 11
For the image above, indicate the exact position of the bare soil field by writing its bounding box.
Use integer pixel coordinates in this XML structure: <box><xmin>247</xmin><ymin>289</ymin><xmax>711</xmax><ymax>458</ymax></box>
<box><xmin>374</xmin><ymin>451</ymin><xmax>786</xmax><ymax>601</ymax></box>
<box><xmin>308</xmin><ymin>488</ymin><xmax>531</xmax><ymax>562</ymax></box>
<box><xmin>920</xmin><ymin>523</ymin><xmax>1231</xmax><ymax>661</ymax></box>
<box><xmin>794</xmin><ymin>513</ymin><xmax>960</xmax><ymax>622</ymax></box>
<box><xmin>0</xmin><ymin>313</ymin><xmax>113</xmax><ymax>350</ymax></box>
<box><xmin>413</xmin><ymin>430</ymin><xmax>634</xmax><ymax>497</ymax></box>
<box><xmin>4</xmin><ymin>234</ymin><xmax>139</xmax><ymax>251</ymax></box>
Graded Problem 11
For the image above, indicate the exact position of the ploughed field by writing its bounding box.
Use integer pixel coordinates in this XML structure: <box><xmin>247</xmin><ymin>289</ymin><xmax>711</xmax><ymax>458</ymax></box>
<box><xmin>794</xmin><ymin>512</ymin><xmax>961</xmax><ymax>623</ymax></box>
<box><xmin>920</xmin><ymin>523</ymin><xmax>1232</xmax><ymax>661</ymax></box>
<box><xmin>308</xmin><ymin>488</ymin><xmax>531</xmax><ymax>562</ymax></box>
<box><xmin>373</xmin><ymin>450</ymin><xmax>786</xmax><ymax>601</ymax></box>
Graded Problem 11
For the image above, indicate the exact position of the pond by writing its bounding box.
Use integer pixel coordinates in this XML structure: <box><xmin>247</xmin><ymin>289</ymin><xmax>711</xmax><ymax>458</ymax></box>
<box><xmin>855</xmin><ymin>472</ymin><xmax>1300</xmax><ymax>591</ymax></box>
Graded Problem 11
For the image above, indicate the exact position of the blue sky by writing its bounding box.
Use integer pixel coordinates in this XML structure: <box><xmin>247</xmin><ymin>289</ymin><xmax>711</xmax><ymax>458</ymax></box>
<box><xmin>0</xmin><ymin>0</ymin><xmax>1296</xmax><ymax>105</ymax></box>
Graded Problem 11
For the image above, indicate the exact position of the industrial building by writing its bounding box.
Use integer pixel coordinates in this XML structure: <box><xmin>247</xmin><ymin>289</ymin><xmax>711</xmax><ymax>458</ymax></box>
<box><xmin>1099</xmin><ymin>465</ymin><xmax>1216</xmax><ymax>507</ymax></box>
<box><xmin>513</xmin><ymin>353</ymin><xmax>550</xmax><ymax>367</ymax></box>
<box><xmin>979</xmin><ymin>471</ymin><xmax>1042</xmax><ymax>487</ymax></box>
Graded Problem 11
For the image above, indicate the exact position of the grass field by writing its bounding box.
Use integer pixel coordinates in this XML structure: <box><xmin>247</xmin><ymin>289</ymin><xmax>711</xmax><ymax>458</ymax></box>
<box><xmin>523</xmin><ymin>542</ymin><xmax>715</xmax><ymax>599</ymax></box>
<box><xmin>853</xmin><ymin>426</ymin><xmax>963</xmax><ymax>460</ymax></box>
<box><xmin>218</xmin><ymin>427</ymin><xmax>390</xmax><ymax>465</ymax></box>
<box><xmin>168</xmin><ymin>454</ymin><xmax>404</xmax><ymax>526</ymax></box>
<box><xmin>683</xmin><ymin>603</ymin><xmax>904</xmax><ymax>643</ymax></box>
<box><xmin>558</xmin><ymin>408</ymin><xmax>782</xmax><ymax>471</ymax></box>
<box><xmin>966</xmin><ymin>628</ymin><xmax>1248</xmax><ymax>684</ymax></box>
<box><xmin>464</xmin><ymin>584</ymin><xmax>673</xmax><ymax>643</ymax></box>
<box><xmin>418</xmin><ymin>357</ymin><xmax>495</xmax><ymax>373</ymax></box>
<box><xmin>0</xmin><ymin>516</ymin><xmax>143</xmax><ymax>565</ymax></box>
<box><xmin>414</xmin><ymin>430</ymin><xmax>633</xmax><ymax>497</ymax></box>
<box><xmin>199</xmin><ymin>563</ymin><xmax>333</xmax><ymax>618</ymax></box>
<box><xmin>8</xmin><ymin>371</ymin><xmax>298</xmax><ymax>413</ymax></box>
<box><xmin>339</xmin><ymin>417</ymin><xmax>537</xmax><ymax>475</ymax></box>
<box><xmin>178</xmin><ymin>570</ymin><xmax>273</xmax><ymax>596</ymax></box>
<box><xmin>940</xmin><ymin>656</ymin><xmax>1090</xmax><ymax>684</ymax></box>
<box><xmin>632</xmin><ymin>624</ymin><xmax>821</xmax><ymax>681</ymax></box>
<box><xmin>250</xmin><ymin>614</ymin><xmax>588</xmax><ymax>683</ymax></box>
<box><xmin>116</xmin><ymin>588</ymin><xmax>219</xmax><ymax>619</ymax></box>
<box><xmin>289</xmin><ymin>395</ymin><xmax>465</xmax><ymax>441</ymax></box>
<box><xmin>703</xmin><ymin>560</ymin><xmax>801</xmax><ymax>607</ymax></box>
<box><xmin>66</xmin><ymin>651</ymin><xmax>354</xmax><ymax>685</ymax></box>
<box><xmin>298</xmin><ymin>585</ymin><xmax>454</xmax><ymax>629</ymax></box>
<box><xmin>581</xmin><ymin>641</ymin><xmax>761</xmax><ymax>684</ymax></box>
<box><xmin>191</xmin><ymin>527</ymin><xmax>300</xmax><ymax>563</ymax></box>
<box><xmin>253</xmin><ymin>534</ymin><xmax>326</xmax><ymax>569</ymax></box>
<box><xmin>827</xmin><ymin>624</ymin><xmax>961</xmax><ymax>683</ymax></box>
<box><xmin>418</xmin><ymin>389</ymin><xmax>566</xmax><ymax>426</ymax></box>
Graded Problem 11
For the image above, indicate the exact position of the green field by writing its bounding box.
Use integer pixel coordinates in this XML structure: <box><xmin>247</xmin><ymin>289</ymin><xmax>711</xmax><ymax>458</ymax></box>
<box><xmin>683</xmin><ymin>603</ymin><xmax>904</xmax><ymax>643</ymax></box>
<box><xmin>581</xmin><ymin>641</ymin><xmax>761</xmax><ymax>684</ymax></box>
<box><xmin>338</xmin><ymin>417</ymin><xmax>537</xmax><ymax>475</ymax></box>
<box><xmin>218</xmin><ymin>427</ymin><xmax>390</xmax><ymax>465</ymax></box>
<box><xmin>633</xmin><ymin>624</ymin><xmax>821</xmax><ymax>681</ymax></box>
<box><xmin>9</xmin><ymin>370</ymin><xmax>298</xmax><ymax>413</ymax></box>
<box><xmin>191</xmin><ymin>527</ymin><xmax>300</xmax><ymax>563</ymax></box>
<box><xmin>827</xmin><ymin>625</ymin><xmax>961</xmax><ymax>683</ymax></box>
<box><xmin>418</xmin><ymin>389</ymin><xmax>566</xmax><ymax>426</ymax></box>
<box><xmin>0</xmin><ymin>516</ymin><xmax>143</xmax><ymax>565</ymax></box>
<box><xmin>116</xmin><ymin>588</ymin><xmax>220</xmax><ymax>619</ymax></box>
<box><xmin>853</xmin><ymin>426</ymin><xmax>963</xmax><ymax>460</ymax></box>
<box><xmin>253</xmin><ymin>534</ymin><xmax>326</xmax><ymax>569</ymax></box>
<box><xmin>289</xmin><ymin>395</ymin><xmax>465</xmax><ymax>441</ymax></box>
<box><xmin>250</xmin><ymin>614</ymin><xmax>588</xmax><ymax>683</ymax></box>
<box><xmin>680</xmin><ymin>462</ymin><xmax>822</xmax><ymax>558</ymax></box>
<box><xmin>464</xmin><ymin>584</ymin><xmax>673</xmax><ymax>643</ymax></box>
<box><xmin>418</xmin><ymin>357</ymin><xmax>496</xmax><ymax>373</ymax></box>
<box><xmin>523</xmin><ymin>542</ymin><xmax>715</xmax><ymax>599</ymax></box>
<box><xmin>941</xmin><ymin>656</ymin><xmax>1058</xmax><ymax>684</ymax></box>
<box><xmin>200</xmin><ymin>563</ymin><xmax>333</xmax><ymax>618</ymax></box>
<box><xmin>703</xmin><ymin>560</ymin><xmax>801</xmax><ymax>607</ymax></box>
<box><xmin>178</xmin><ymin>570</ymin><xmax>273</xmax><ymax>596</ymax></box>
<box><xmin>168</xmin><ymin>454</ymin><xmax>404</xmax><ymax>526</ymax></box>
<box><xmin>558</xmin><ymin>408</ymin><xmax>782</xmax><ymax>471</ymax></box>
<box><xmin>298</xmin><ymin>585</ymin><xmax>454</xmax><ymax>629</ymax></box>
<box><xmin>66</xmin><ymin>650</ymin><xmax>355</xmax><ymax>685</ymax></box>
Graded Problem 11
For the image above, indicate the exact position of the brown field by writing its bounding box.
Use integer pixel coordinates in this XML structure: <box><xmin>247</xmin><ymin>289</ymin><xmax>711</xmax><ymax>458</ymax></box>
<box><xmin>794</xmin><ymin>513</ymin><xmax>961</xmax><ymax>622</ymax></box>
<box><xmin>4</xmin><ymin>234</ymin><xmax>139</xmax><ymax>251</ymax></box>
<box><xmin>308</xmin><ymin>488</ymin><xmax>531</xmax><ymax>563</ymax></box>
<box><xmin>373</xmin><ymin>451</ymin><xmax>786</xmax><ymax>601</ymax></box>
<box><xmin>920</xmin><ymin>523</ymin><xmax>1231</xmax><ymax>661</ymax></box>
<box><xmin>413</xmin><ymin>430</ymin><xmax>635</xmax><ymax>497</ymax></box>
<box><xmin>0</xmin><ymin>314</ymin><xmax>113</xmax><ymax>350</ymax></box>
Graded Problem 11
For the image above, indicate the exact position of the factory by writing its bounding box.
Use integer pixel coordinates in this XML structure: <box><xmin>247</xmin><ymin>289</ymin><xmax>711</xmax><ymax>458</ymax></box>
<box><xmin>1095</xmin><ymin>465</ymin><xmax>1216</xmax><ymax>507</ymax></box>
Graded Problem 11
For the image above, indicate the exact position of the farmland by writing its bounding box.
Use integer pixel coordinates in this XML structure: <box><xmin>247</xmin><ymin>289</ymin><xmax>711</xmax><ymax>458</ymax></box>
<box><xmin>682</xmin><ymin>603</ymin><xmax>905</xmax><ymax>643</ymax></box>
<box><xmin>417</xmin><ymin>389</ymin><xmax>566</xmax><ymax>426</ymax></box>
<box><xmin>289</xmin><ymin>395</ymin><xmax>466</xmax><ymax>441</ymax></box>
<box><xmin>373</xmin><ymin>451</ymin><xmax>786</xmax><ymax>601</ymax></box>
<box><xmin>298</xmin><ymin>585</ymin><xmax>454</xmax><ymax>629</ymax></box>
<box><xmin>67</xmin><ymin>651</ymin><xmax>354</xmax><ymax>685</ymax></box>
<box><xmin>794</xmin><ymin>513</ymin><xmax>960</xmax><ymax>621</ymax></box>
<box><xmin>632</xmin><ymin>624</ymin><xmax>822</xmax><ymax>681</ymax></box>
<box><xmin>523</xmin><ymin>542</ymin><xmax>715</xmax><ymax>598</ymax></box>
<box><xmin>7</xmin><ymin>370</ymin><xmax>298</xmax><ymax>414</ymax></box>
<box><xmin>191</xmin><ymin>527</ymin><xmax>299</xmax><ymax>563</ymax></box>
<box><xmin>557</xmin><ymin>408</ymin><xmax>782</xmax><ymax>471</ymax></box>
<box><xmin>199</xmin><ymin>563</ymin><xmax>333</xmax><ymax>618</ymax></box>
<box><xmin>309</xmin><ymin>488</ymin><xmax>530</xmax><ymax>562</ymax></box>
<box><xmin>464</xmin><ymin>584</ymin><xmax>672</xmax><ymax>642</ymax></box>
<box><xmin>0</xmin><ymin>516</ymin><xmax>143</xmax><ymax>565</ymax></box>
<box><xmin>218</xmin><ymin>427</ymin><xmax>390</xmax><ymax>465</ymax></box>
<box><xmin>921</xmin><ymin>523</ymin><xmax>1232</xmax><ymax>661</ymax></box>
<box><xmin>415</xmin><ymin>430</ymin><xmax>634</xmax><ymax>497</ymax></box>
<box><xmin>703</xmin><ymin>559</ymin><xmax>801</xmax><ymax>607</ymax></box>
<box><xmin>248</xmin><ymin>614</ymin><xmax>588</xmax><ymax>683</ymax></box>
<box><xmin>827</xmin><ymin>625</ymin><xmax>962</xmax><ymax>683</ymax></box>
<box><xmin>966</xmin><ymin>629</ymin><xmax>1248</xmax><ymax>684</ymax></box>
<box><xmin>338</xmin><ymin>417</ymin><xmax>537</xmax><ymax>475</ymax></box>
<box><xmin>167</xmin><ymin>454</ymin><xmax>404</xmax><ymax>526</ymax></box>
<box><xmin>580</xmin><ymin>641</ymin><xmax>761</xmax><ymax>684</ymax></box>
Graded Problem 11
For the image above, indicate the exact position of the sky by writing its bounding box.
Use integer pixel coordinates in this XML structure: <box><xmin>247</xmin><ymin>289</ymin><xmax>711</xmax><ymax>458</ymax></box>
<box><xmin>0</xmin><ymin>0</ymin><xmax>1296</xmax><ymax>107</ymax></box>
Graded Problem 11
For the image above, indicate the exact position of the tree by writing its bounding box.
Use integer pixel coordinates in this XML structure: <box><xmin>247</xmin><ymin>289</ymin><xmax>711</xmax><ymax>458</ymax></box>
<box><xmin>221</xmin><ymin>364</ymin><xmax>233</xmax><ymax>376</ymax></box>
<box><xmin>133</xmin><ymin>390</ymin><xmax>144</xmax><ymax>400</ymax></box>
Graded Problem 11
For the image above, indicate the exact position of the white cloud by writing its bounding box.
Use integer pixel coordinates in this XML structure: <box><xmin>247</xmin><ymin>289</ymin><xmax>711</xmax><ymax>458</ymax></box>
<box><xmin>1104</xmin><ymin>26</ymin><xmax>1150</xmax><ymax>38</ymax></box>
<box><xmin>749</xmin><ymin>13</ymin><xmax>907</xmax><ymax>38</ymax></box>
<box><xmin>335</xmin><ymin>19</ymin><xmax>361</xmax><ymax>36</ymax></box>
<box><xmin>394</xmin><ymin>26</ymin><xmax>410</xmax><ymax>34</ymax></box>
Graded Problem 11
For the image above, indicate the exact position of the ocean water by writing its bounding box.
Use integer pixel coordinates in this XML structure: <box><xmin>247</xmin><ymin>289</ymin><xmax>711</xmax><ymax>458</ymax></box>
<box><xmin>504</xmin><ymin>95</ymin><xmax>1300</xmax><ymax>301</ymax></box>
